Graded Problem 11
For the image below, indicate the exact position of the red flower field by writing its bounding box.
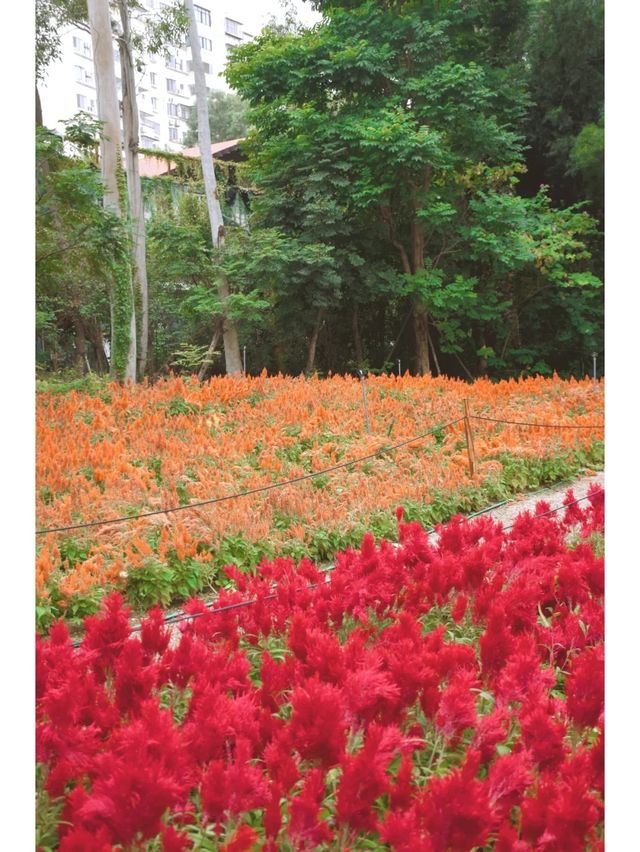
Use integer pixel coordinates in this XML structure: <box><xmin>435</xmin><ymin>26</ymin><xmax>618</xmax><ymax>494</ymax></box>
<box><xmin>36</xmin><ymin>486</ymin><xmax>604</xmax><ymax>849</ymax></box>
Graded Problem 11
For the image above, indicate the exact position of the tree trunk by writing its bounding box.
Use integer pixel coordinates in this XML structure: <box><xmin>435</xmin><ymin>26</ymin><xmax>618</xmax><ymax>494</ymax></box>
<box><xmin>428</xmin><ymin>325</ymin><xmax>441</xmax><ymax>376</ymax></box>
<box><xmin>352</xmin><ymin>304</ymin><xmax>364</xmax><ymax>365</ymax></box>
<box><xmin>87</xmin><ymin>318</ymin><xmax>110</xmax><ymax>373</ymax></box>
<box><xmin>73</xmin><ymin>310</ymin><xmax>88</xmax><ymax>373</ymax></box>
<box><xmin>413</xmin><ymin>299</ymin><xmax>431</xmax><ymax>376</ymax></box>
<box><xmin>36</xmin><ymin>85</ymin><xmax>43</xmax><ymax>128</ymax></box>
<box><xmin>198</xmin><ymin>324</ymin><xmax>222</xmax><ymax>382</ymax></box>
<box><xmin>185</xmin><ymin>0</ymin><xmax>242</xmax><ymax>375</ymax></box>
<box><xmin>306</xmin><ymin>308</ymin><xmax>325</xmax><ymax>374</ymax></box>
<box><xmin>87</xmin><ymin>0</ymin><xmax>137</xmax><ymax>384</ymax></box>
<box><xmin>117</xmin><ymin>0</ymin><xmax>149</xmax><ymax>380</ymax></box>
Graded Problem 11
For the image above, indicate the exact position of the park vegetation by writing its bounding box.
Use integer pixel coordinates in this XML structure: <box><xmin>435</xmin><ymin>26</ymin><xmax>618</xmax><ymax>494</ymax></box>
<box><xmin>36</xmin><ymin>0</ymin><xmax>603</xmax><ymax>382</ymax></box>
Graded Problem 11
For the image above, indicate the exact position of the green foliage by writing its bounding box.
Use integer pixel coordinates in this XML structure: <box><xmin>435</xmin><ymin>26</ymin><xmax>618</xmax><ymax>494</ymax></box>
<box><xmin>36</xmin><ymin>0</ymin><xmax>603</xmax><ymax>381</ymax></box>
<box><xmin>36</xmin><ymin>764</ymin><xmax>65</xmax><ymax>850</ymax></box>
<box><xmin>525</xmin><ymin>0</ymin><xmax>604</xmax><ymax>218</ymax></box>
<box><xmin>224</xmin><ymin>0</ymin><xmax>602</xmax><ymax>378</ymax></box>
<box><xmin>126</xmin><ymin>559</ymin><xmax>175</xmax><ymax>609</ymax></box>
<box><xmin>183</xmin><ymin>89</ymin><xmax>250</xmax><ymax>146</ymax></box>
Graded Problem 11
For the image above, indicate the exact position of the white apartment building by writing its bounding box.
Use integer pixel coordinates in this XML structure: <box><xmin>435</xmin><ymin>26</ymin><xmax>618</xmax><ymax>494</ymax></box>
<box><xmin>40</xmin><ymin>1</ymin><xmax>257</xmax><ymax>152</ymax></box>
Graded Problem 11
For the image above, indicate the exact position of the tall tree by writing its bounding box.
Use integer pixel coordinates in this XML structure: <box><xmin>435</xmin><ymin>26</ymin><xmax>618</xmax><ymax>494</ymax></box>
<box><xmin>229</xmin><ymin>0</ymin><xmax>601</xmax><ymax>377</ymax></box>
<box><xmin>185</xmin><ymin>0</ymin><xmax>242</xmax><ymax>374</ymax></box>
<box><xmin>87</xmin><ymin>0</ymin><xmax>137</xmax><ymax>382</ymax></box>
<box><xmin>116</xmin><ymin>0</ymin><xmax>149</xmax><ymax>378</ymax></box>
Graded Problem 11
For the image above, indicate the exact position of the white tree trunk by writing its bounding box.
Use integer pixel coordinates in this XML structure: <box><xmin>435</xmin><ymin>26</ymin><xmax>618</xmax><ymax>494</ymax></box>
<box><xmin>185</xmin><ymin>0</ymin><xmax>242</xmax><ymax>375</ymax></box>
<box><xmin>87</xmin><ymin>0</ymin><xmax>137</xmax><ymax>383</ymax></box>
<box><xmin>117</xmin><ymin>0</ymin><xmax>148</xmax><ymax>380</ymax></box>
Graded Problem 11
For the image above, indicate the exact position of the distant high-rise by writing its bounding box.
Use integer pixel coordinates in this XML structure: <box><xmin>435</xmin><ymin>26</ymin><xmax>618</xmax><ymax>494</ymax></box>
<box><xmin>40</xmin><ymin>0</ymin><xmax>256</xmax><ymax>151</ymax></box>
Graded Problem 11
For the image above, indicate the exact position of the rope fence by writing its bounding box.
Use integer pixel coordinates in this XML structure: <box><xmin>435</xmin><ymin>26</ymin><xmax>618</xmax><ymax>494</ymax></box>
<box><xmin>70</xmin><ymin>488</ymin><xmax>603</xmax><ymax>646</ymax></box>
<box><xmin>37</xmin><ymin>403</ymin><xmax>603</xmax><ymax>537</ymax></box>
<box><xmin>471</xmin><ymin>414</ymin><xmax>604</xmax><ymax>430</ymax></box>
<box><xmin>38</xmin><ymin>417</ymin><xmax>466</xmax><ymax>535</ymax></box>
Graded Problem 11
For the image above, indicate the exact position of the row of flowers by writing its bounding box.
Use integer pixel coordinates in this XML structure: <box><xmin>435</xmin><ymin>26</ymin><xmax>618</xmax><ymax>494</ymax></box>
<box><xmin>36</xmin><ymin>374</ymin><xmax>603</xmax><ymax>606</ymax></box>
<box><xmin>37</xmin><ymin>486</ymin><xmax>604</xmax><ymax>849</ymax></box>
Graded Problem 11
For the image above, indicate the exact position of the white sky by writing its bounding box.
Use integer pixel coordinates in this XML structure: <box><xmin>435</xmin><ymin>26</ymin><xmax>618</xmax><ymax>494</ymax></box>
<box><xmin>229</xmin><ymin>0</ymin><xmax>321</xmax><ymax>33</ymax></box>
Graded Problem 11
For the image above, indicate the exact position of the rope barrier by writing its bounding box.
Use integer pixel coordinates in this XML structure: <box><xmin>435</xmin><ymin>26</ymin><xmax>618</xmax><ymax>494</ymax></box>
<box><xmin>471</xmin><ymin>414</ymin><xmax>604</xmax><ymax>430</ymax></box>
<box><xmin>39</xmin><ymin>417</ymin><xmax>465</xmax><ymax>536</ymax></box>
<box><xmin>70</xmin><ymin>488</ymin><xmax>602</xmax><ymax>646</ymax></box>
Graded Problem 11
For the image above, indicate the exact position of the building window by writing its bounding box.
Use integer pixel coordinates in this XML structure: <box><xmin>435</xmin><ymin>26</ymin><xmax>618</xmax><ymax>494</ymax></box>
<box><xmin>194</xmin><ymin>5</ymin><xmax>211</xmax><ymax>27</ymax></box>
<box><xmin>150</xmin><ymin>97</ymin><xmax>158</xmax><ymax>112</ymax></box>
<box><xmin>167</xmin><ymin>102</ymin><xmax>180</xmax><ymax>117</ymax></box>
<box><xmin>200</xmin><ymin>36</ymin><xmax>212</xmax><ymax>51</ymax></box>
<box><xmin>166</xmin><ymin>55</ymin><xmax>183</xmax><ymax>72</ymax></box>
<box><xmin>149</xmin><ymin>72</ymin><xmax>157</xmax><ymax>87</ymax></box>
<box><xmin>166</xmin><ymin>77</ymin><xmax>177</xmax><ymax>93</ymax></box>
<box><xmin>72</xmin><ymin>36</ymin><xmax>92</xmax><ymax>58</ymax></box>
<box><xmin>179</xmin><ymin>104</ymin><xmax>192</xmax><ymax>120</ymax></box>
<box><xmin>141</xmin><ymin>115</ymin><xmax>161</xmax><ymax>137</ymax></box>
<box><xmin>169</xmin><ymin>126</ymin><xmax>179</xmax><ymax>142</ymax></box>
<box><xmin>225</xmin><ymin>18</ymin><xmax>241</xmax><ymax>37</ymax></box>
<box><xmin>76</xmin><ymin>93</ymin><xmax>96</xmax><ymax>113</ymax></box>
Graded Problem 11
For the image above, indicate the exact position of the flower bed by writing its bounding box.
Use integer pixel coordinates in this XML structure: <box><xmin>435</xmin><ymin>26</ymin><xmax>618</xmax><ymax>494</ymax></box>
<box><xmin>36</xmin><ymin>374</ymin><xmax>603</xmax><ymax>628</ymax></box>
<box><xmin>37</xmin><ymin>487</ymin><xmax>604</xmax><ymax>850</ymax></box>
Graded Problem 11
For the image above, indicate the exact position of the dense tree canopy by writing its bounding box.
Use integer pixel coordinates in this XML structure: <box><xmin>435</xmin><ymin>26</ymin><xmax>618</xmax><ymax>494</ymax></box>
<box><xmin>35</xmin><ymin>0</ymin><xmax>604</xmax><ymax>380</ymax></box>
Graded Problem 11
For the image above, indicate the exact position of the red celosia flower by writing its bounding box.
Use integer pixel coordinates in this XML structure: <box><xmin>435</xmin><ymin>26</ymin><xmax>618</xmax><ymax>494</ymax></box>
<box><xmin>201</xmin><ymin>738</ymin><xmax>269</xmax><ymax>825</ymax></box>
<box><xmin>415</xmin><ymin>750</ymin><xmax>494</xmax><ymax>852</ymax></box>
<box><xmin>289</xmin><ymin>677</ymin><xmax>346</xmax><ymax>767</ymax></box>
<box><xmin>140</xmin><ymin>606</ymin><xmax>171</xmax><ymax>657</ymax></box>
<box><xmin>435</xmin><ymin>670</ymin><xmax>478</xmax><ymax>742</ymax></box>
<box><xmin>488</xmin><ymin>749</ymin><xmax>533</xmax><ymax>816</ymax></box>
<box><xmin>419</xmin><ymin>665</ymin><xmax>441</xmax><ymax>720</ymax></box>
<box><xmin>220</xmin><ymin>824</ymin><xmax>259</xmax><ymax>852</ymax></box>
<box><xmin>160</xmin><ymin>824</ymin><xmax>193</xmax><ymax>851</ymax></box>
<box><xmin>496</xmin><ymin>638</ymin><xmax>555</xmax><ymax>705</ymax></box>
<box><xmin>336</xmin><ymin>724</ymin><xmax>404</xmax><ymax>832</ymax></box>
<box><xmin>389</xmin><ymin>749</ymin><xmax>417</xmax><ymax>810</ymax></box>
<box><xmin>378</xmin><ymin>808</ymin><xmax>434</xmax><ymax>851</ymax></box>
<box><xmin>471</xmin><ymin>706</ymin><xmax>511</xmax><ymax>764</ymax></box>
<box><xmin>566</xmin><ymin>643</ymin><xmax>604</xmax><ymax>727</ymax></box>
<box><xmin>263</xmin><ymin>732</ymin><xmax>301</xmax><ymax>793</ymax></box>
<box><xmin>451</xmin><ymin>593</ymin><xmax>468</xmax><ymax>623</ymax></box>
<box><xmin>82</xmin><ymin>592</ymin><xmax>132</xmax><ymax>683</ymax></box>
<box><xmin>480</xmin><ymin>610</ymin><xmax>514</xmax><ymax>678</ymax></box>
<box><xmin>73</xmin><ymin>756</ymin><xmax>185</xmax><ymax>845</ymax></box>
<box><xmin>521</xmin><ymin>774</ymin><xmax>602</xmax><ymax>852</ymax></box>
<box><xmin>264</xmin><ymin>783</ymin><xmax>283</xmax><ymax>841</ymax></box>
<box><xmin>182</xmin><ymin>684</ymin><xmax>261</xmax><ymax>764</ymax></box>
<box><xmin>493</xmin><ymin>820</ymin><xmax>530</xmax><ymax>851</ymax></box>
<box><xmin>519</xmin><ymin>703</ymin><xmax>567</xmax><ymax>769</ymax></box>
<box><xmin>343</xmin><ymin>659</ymin><xmax>402</xmax><ymax>726</ymax></box>
<box><xmin>58</xmin><ymin>825</ymin><xmax>113</xmax><ymax>851</ymax></box>
<box><xmin>287</xmin><ymin>768</ymin><xmax>334</xmax><ymax>848</ymax></box>
<box><xmin>114</xmin><ymin>638</ymin><xmax>158</xmax><ymax>716</ymax></box>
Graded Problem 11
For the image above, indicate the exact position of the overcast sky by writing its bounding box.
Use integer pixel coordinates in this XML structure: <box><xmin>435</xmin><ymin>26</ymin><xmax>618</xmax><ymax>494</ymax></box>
<box><xmin>228</xmin><ymin>0</ymin><xmax>321</xmax><ymax>33</ymax></box>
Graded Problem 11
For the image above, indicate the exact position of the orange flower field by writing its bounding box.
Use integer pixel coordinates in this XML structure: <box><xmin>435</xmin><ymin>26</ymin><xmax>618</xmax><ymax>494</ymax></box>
<box><xmin>36</xmin><ymin>374</ymin><xmax>603</xmax><ymax>624</ymax></box>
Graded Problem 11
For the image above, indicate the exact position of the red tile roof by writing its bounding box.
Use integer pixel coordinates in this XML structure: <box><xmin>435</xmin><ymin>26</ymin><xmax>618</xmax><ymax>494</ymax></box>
<box><xmin>139</xmin><ymin>139</ymin><xmax>244</xmax><ymax>177</ymax></box>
